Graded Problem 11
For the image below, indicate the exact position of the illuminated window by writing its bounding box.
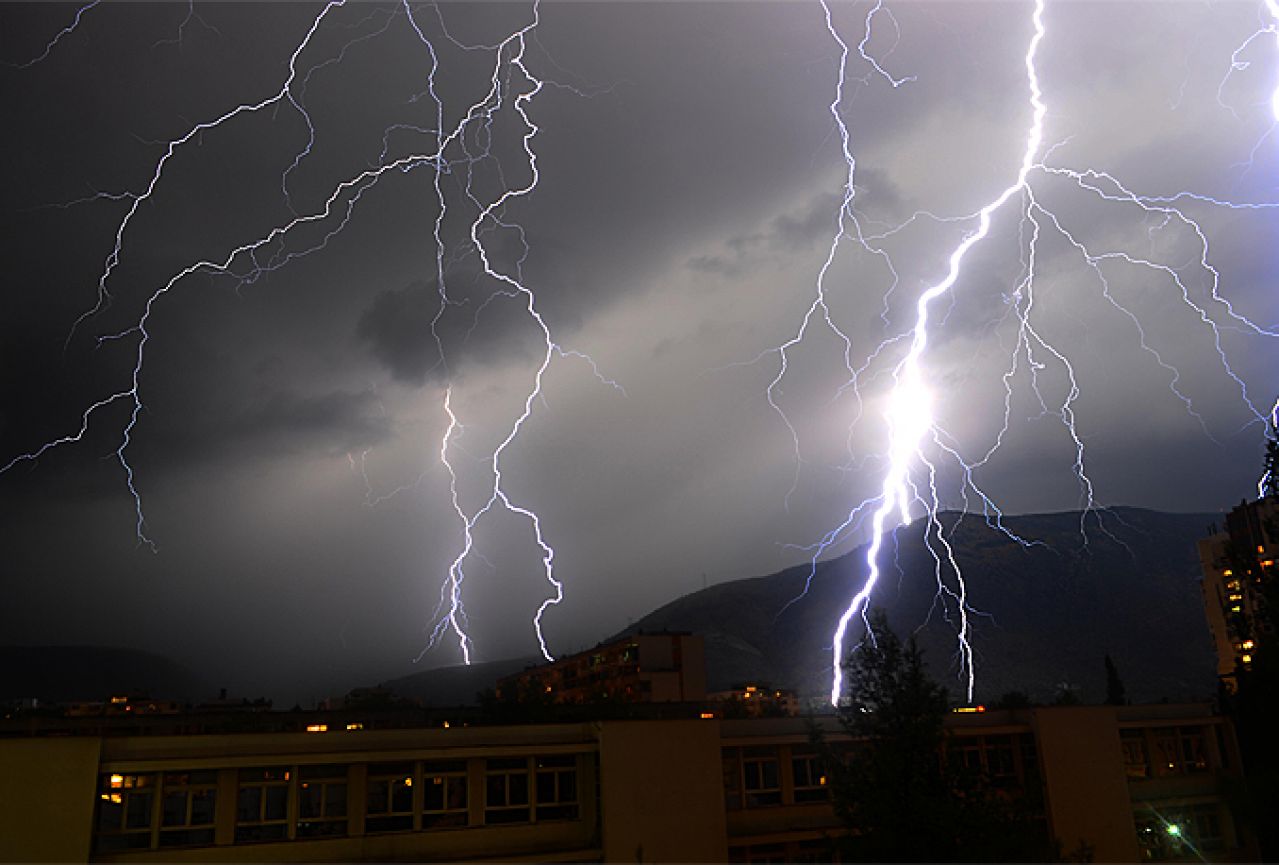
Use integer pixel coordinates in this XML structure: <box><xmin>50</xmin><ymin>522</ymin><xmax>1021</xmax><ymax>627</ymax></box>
<box><xmin>535</xmin><ymin>755</ymin><xmax>579</xmax><ymax>821</ymax></box>
<box><xmin>296</xmin><ymin>764</ymin><xmax>347</xmax><ymax>838</ymax></box>
<box><xmin>236</xmin><ymin>767</ymin><xmax>290</xmax><ymax>843</ymax></box>
<box><xmin>423</xmin><ymin>760</ymin><xmax>469</xmax><ymax>829</ymax></box>
<box><xmin>94</xmin><ymin>773</ymin><xmax>156</xmax><ymax>852</ymax></box>
<box><xmin>159</xmin><ymin>771</ymin><xmax>217</xmax><ymax>848</ymax></box>
<box><xmin>366</xmin><ymin>762</ymin><xmax>415</xmax><ymax>834</ymax></box>
<box><xmin>484</xmin><ymin>758</ymin><xmax>530</xmax><ymax>824</ymax></box>
<box><xmin>791</xmin><ymin>749</ymin><xmax>829</xmax><ymax>803</ymax></box>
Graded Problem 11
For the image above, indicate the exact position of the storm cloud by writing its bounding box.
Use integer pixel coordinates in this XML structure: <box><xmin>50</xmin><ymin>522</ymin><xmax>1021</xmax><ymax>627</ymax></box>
<box><xmin>1</xmin><ymin>1</ymin><xmax>1276</xmax><ymax>703</ymax></box>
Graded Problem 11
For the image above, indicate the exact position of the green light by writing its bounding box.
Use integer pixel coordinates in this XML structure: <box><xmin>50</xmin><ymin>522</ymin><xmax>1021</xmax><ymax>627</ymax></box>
<box><xmin>1166</xmin><ymin>824</ymin><xmax>1182</xmax><ymax>837</ymax></box>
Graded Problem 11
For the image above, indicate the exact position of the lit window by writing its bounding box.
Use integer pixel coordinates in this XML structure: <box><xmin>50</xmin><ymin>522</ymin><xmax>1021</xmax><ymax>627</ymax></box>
<box><xmin>94</xmin><ymin>773</ymin><xmax>155</xmax><ymax>853</ymax></box>
<box><xmin>791</xmin><ymin>749</ymin><xmax>829</xmax><ymax>803</ymax></box>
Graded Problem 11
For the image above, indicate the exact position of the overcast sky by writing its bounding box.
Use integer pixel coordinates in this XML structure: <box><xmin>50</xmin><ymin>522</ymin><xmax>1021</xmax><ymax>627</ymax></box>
<box><xmin>2</xmin><ymin>1</ymin><xmax>1276</xmax><ymax>702</ymax></box>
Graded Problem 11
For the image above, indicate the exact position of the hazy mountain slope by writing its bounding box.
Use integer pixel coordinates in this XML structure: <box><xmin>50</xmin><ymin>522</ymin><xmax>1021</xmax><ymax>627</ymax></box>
<box><xmin>380</xmin><ymin>656</ymin><xmax>540</xmax><ymax>706</ymax></box>
<box><xmin>0</xmin><ymin>646</ymin><xmax>210</xmax><ymax>702</ymax></box>
<box><xmin>620</xmin><ymin>508</ymin><xmax>1219</xmax><ymax>705</ymax></box>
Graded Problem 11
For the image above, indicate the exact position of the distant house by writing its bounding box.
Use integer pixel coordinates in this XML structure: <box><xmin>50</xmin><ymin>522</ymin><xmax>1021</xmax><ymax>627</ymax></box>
<box><xmin>496</xmin><ymin>631</ymin><xmax>706</xmax><ymax>705</ymax></box>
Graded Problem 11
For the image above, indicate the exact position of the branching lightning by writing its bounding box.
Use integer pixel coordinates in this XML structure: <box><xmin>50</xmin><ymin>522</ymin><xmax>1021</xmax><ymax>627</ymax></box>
<box><xmin>5</xmin><ymin>0</ymin><xmax>1278</xmax><ymax>703</ymax></box>
<box><xmin>758</xmin><ymin>0</ymin><xmax>1279</xmax><ymax>704</ymax></box>
<box><xmin>2</xmin><ymin>0</ymin><xmax>619</xmax><ymax>667</ymax></box>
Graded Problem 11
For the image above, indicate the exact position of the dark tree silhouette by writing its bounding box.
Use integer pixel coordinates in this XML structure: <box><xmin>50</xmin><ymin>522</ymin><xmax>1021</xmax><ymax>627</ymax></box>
<box><xmin>1103</xmin><ymin>654</ymin><xmax>1127</xmax><ymax>706</ymax></box>
<box><xmin>815</xmin><ymin>610</ymin><xmax>1056</xmax><ymax>862</ymax></box>
<box><xmin>1263</xmin><ymin>421</ymin><xmax>1278</xmax><ymax>500</ymax></box>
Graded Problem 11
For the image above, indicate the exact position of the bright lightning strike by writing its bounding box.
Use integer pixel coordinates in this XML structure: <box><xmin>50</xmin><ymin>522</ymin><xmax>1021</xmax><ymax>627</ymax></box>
<box><xmin>792</xmin><ymin>0</ymin><xmax>1279</xmax><ymax>705</ymax></box>
<box><xmin>824</xmin><ymin>0</ymin><xmax>1047</xmax><ymax>705</ymax></box>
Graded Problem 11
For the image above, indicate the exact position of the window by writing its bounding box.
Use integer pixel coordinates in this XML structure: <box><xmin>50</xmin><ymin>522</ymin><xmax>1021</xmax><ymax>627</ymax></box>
<box><xmin>791</xmin><ymin>749</ymin><xmax>829</xmax><ymax>803</ymax></box>
<box><xmin>723</xmin><ymin>748</ymin><xmax>742</xmax><ymax>811</ymax></box>
<box><xmin>1121</xmin><ymin>730</ymin><xmax>1150</xmax><ymax>780</ymax></box>
<box><xmin>236</xmin><ymin>767</ymin><xmax>290</xmax><ymax>843</ymax></box>
<box><xmin>1151</xmin><ymin>727</ymin><xmax>1208</xmax><ymax>775</ymax></box>
<box><xmin>742</xmin><ymin>746</ymin><xmax>781</xmax><ymax>807</ymax></box>
<box><xmin>1153</xmin><ymin>731</ymin><xmax>1181</xmax><ymax>775</ymax></box>
<box><xmin>296</xmin><ymin>764</ymin><xmax>347</xmax><ymax>838</ymax></box>
<box><xmin>983</xmin><ymin>736</ymin><xmax>1017</xmax><ymax>785</ymax></box>
<box><xmin>423</xmin><ymin>760</ymin><xmax>469</xmax><ymax>829</ymax></box>
<box><xmin>485</xmin><ymin>757</ymin><xmax>530</xmax><ymax>824</ymax></box>
<box><xmin>159</xmin><ymin>771</ymin><xmax>217</xmax><ymax>848</ymax></box>
<box><xmin>1178</xmin><ymin>728</ymin><xmax>1208</xmax><ymax>773</ymax></box>
<box><xmin>94</xmin><ymin>773</ymin><xmax>156</xmax><ymax>852</ymax></box>
<box><xmin>366</xmin><ymin>762</ymin><xmax>414</xmax><ymax>834</ymax></box>
<box><xmin>1019</xmin><ymin>734</ymin><xmax>1040</xmax><ymax>781</ymax></box>
<box><xmin>1134</xmin><ymin>803</ymin><xmax>1226</xmax><ymax>860</ymax></box>
<box><xmin>535</xmin><ymin>755</ymin><xmax>578</xmax><ymax>821</ymax></box>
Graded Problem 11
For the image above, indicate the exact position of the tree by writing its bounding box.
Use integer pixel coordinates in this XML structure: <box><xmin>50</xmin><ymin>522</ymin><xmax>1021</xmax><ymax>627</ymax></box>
<box><xmin>815</xmin><ymin>610</ymin><xmax>1056</xmax><ymax>862</ymax></box>
<box><xmin>1263</xmin><ymin>421</ymin><xmax>1278</xmax><ymax>500</ymax></box>
<box><xmin>1103</xmin><ymin>655</ymin><xmax>1127</xmax><ymax>706</ymax></box>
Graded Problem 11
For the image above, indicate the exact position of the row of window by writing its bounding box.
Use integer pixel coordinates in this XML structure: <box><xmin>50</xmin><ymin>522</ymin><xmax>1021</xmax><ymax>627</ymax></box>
<box><xmin>723</xmin><ymin>735</ymin><xmax>1038</xmax><ymax>811</ymax></box>
<box><xmin>93</xmin><ymin>755</ymin><xmax>581</xmax><ymax>853</ymax></box>
<box><xmin>1121</xmin><ymin>726</ymin><xmax>1215</xmax><ymax>780</ymax></box>
<box><xmin>723</xmin><ymin>745</ymin><xmax>829</xmax><ymax>810</ymax></box>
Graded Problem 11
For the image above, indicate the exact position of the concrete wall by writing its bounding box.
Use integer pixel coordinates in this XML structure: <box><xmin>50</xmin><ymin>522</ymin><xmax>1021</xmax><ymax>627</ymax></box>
<box><xmin>598</xmin><ymin>720</ymin><xmax>727</xmax><ymax>863</ymax></box>
<box><xmin>0</xmin><ymin>736</ymin><xmax>101</xmax><ymax>862</ymax></box>
<box><xmin>1033</xmin><ymin>706</ymin><xmax>1140</xmax><ymax>862</ymax></box>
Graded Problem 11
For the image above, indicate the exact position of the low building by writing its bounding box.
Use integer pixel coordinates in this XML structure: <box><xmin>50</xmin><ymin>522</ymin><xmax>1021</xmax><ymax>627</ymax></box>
<box><xmin>496</xmin><ymin>632</ymin><xmax>706</xmax><ymax>705</ymax></box>
<box><xmin>705</xmin><ymin>684</ymin><xmax>800</xmax><ymax>718</ymax></box>
<box><xmin>0</xmin><ymin>702</ymin><xmax>1255</xmax><ymax>862</ymax></box>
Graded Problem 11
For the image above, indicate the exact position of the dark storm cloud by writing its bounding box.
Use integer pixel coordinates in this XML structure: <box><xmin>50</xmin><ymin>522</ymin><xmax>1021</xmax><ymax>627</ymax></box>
<box><xmin>357</xmin><ymin>281</ymin><xmax>442</xmax><ymax>384</ymax></box>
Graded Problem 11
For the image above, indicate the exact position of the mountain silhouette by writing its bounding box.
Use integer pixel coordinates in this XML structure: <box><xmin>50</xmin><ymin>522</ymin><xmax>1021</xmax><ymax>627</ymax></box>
<box><xmin>619</xmin><ymin>507</ymin><xmax>1218</xmax><ymax>705</ymax></box>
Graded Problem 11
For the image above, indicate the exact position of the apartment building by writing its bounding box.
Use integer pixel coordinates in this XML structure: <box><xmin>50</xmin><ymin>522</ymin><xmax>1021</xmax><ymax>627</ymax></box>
<box><xmin>1198</xmin><ymin>497</ymin><xmax>1278</xmax><ymax>687</ymax></box>
<box><xmin>496</xmin><ymin>632</ymin><xmax>706</xmax><ymax>705</ymax></box>
<box><xmin>0</xmin><ymin>702</ymin><xmax>1254</xmax><ymax>862</ymax></box>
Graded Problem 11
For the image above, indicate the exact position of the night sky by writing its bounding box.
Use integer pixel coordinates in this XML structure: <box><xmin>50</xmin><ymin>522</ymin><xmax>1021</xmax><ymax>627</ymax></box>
<box><xmin>2</xmin><ymin>1</ymin><xmax>1276</xmax><ymax>703</ymax></box>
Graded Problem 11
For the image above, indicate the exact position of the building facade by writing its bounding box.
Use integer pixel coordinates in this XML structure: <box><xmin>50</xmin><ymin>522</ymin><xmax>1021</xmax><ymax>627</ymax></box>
<box><xmin>1198</xmin><ymin>497</ymin><xmax>1278</xmax><ymax>688</ymax></box>
<box><xmin>0</xmin><ymin>703</ymin><xmax>1255</xmax><ymax>862</ymax></box>
<box><xmin>496</xmin><ymin>632</ymin><xmax>706</xmax><ymax>705</ymax></box>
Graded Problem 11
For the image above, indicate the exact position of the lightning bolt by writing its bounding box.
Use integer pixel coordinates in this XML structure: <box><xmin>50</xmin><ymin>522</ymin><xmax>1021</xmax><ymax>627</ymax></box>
<box><xmin>5</xmin><ymin>0</ymin><xmax>1277</xmax><ymax>703</ymax></box>
<box><xmin>2</xmin><ymin>0</ymin><xmax>617</xmax><ymax>667</ymax></box>
<box><xmin>808</xmin><ymin>0</ymin><xmax>1279</xmax><ymax>705</ymax></box>
<box><xmin>6</xmin><ymin>0</ymin><xmax>101</xmax><ymax>69</ymax></box>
